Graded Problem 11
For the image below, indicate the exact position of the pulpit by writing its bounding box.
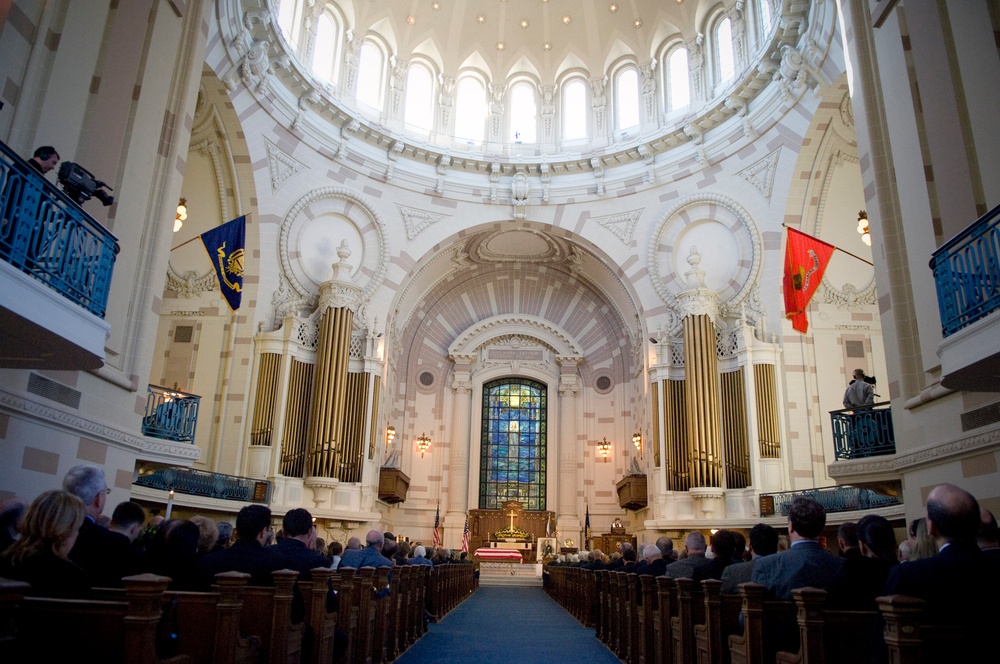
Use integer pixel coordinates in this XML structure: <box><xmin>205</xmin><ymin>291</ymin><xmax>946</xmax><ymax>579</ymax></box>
<box><xmin>615</xmin><ymin>473</ymin><xmax>648</xmax><ymax>510</ymax></box>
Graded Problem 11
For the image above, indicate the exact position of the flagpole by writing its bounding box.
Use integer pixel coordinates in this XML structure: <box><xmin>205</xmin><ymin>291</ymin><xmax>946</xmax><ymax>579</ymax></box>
<box><xmin>782</xmin><ymin>223</ymin><xmax>873</xmax><ymax>266</ymax></box>
<box><xmin>171</xmin><ymin>212</ymin><xmax>252</xmax><ymax>252</ymax></box>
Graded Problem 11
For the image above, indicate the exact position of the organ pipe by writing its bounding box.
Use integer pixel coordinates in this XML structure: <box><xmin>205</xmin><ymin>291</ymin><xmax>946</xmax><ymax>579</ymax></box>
<box><xmin>754</xmin><ymin>364</ymin><xmax>781</xmax><ymax>458</ymax></box>
<box><xmin>280</xmin><ymin>359</ymin><xmax>313</xmax><ymax>478</ymax></box>
<box><xmin>250</xmin><ymin>353</ymin><xmax>280</xmax><ymax>446</ymax></box>
<box><xmin>650</xmin><ymin>381</ymin><xmax>661</xmax><ymax>468</ymax></box>
<box><xmin>720</xmin><ymin>368</ymin><xmax>751</xmax><ymax>489</ymax></box>
<box><xmin>663</xmin><ymin>379</ymin><xmax>689</xmax><ymax>491</ymax></box>
<box><xmin>306</xmin><ymin>306</ymin><xmax>354</xmax><ymax>478</ymax></box>
<box><xmin>683</xmin><ymin>314</ymin><xmax>722</xmax><ymax>488</ymax></box>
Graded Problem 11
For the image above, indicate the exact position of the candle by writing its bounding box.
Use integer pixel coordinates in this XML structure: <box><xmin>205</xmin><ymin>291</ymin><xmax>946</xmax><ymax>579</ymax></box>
<box><xmin>165</xmin><ymin>489</ymin><xmax>174</xmax><ymax>520</ymax></box>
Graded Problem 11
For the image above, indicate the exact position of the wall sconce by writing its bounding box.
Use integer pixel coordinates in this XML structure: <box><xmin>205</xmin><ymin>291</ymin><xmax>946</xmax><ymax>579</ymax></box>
<box><xmin>597</xmin><ymin>437</ymin><xmax>611</xmax><ymax>462</ymax></box>
<box><xmin>857</xmin><ymin>210</ymin><xmax>871</xmax><ymax>246</ymax></box>
<box><xmin>416</xmin><ymin>433</ymin><xmax>431</xmax><ymax>458</ymax></box>
<box><xmin>385</xmin><ymin>425</ymin><xmax>396</xmax><ymax>447</ymax></box>
<box><xmin>632</xmin><ymin>431</ymin><xmax>642</xmax><ymax>458</ymax></box>
<box><xmin>174</xmin><ymin>197</ymin><xmax>188</xmax><ymax>233</ymax></box>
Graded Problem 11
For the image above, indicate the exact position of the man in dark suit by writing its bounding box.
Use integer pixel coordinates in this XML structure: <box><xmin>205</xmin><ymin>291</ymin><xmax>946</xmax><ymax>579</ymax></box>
<box><xmin>666</xmin><ymin>531</ymin><xmax>712</xmax><ymax>580</ymax></box>
<box><xmin>979</xmin><ymin>507</ymin><xmax>1000</xmax><ymax>562</ymax></box>
<box><xmin>751</xmin><ymin>496</ymin><xmax>843</xmax><ymax>599</ymax></box>
<box><xmin>62</xmin><ymin>464</ymin><xmax>131</xmax><ymax>587</ymax></box>
<box><xmin>885</xmin><ymin>483</ymin><xmax>1000</xmax><ymax>648</ymax></box>
<box><xmin>721</xmin><ymin>523</ymin><xmax>778</xmax><ymax>594</ymax></box>
<box><xmin>270</xmin><ymin>508</ymin><xmax>329</xmax><ymax>575</ymax></box>
<box><xmin>635</xmin><ymin>543</ymin><xmax>668</xmax><ymax>577</ymax></box>
<box><xmin>198</xmin><ymin>504</ymin><xmax>277</xmax><ymax>587</ymax></box>
<box><xmin>837</xmin><ymin>521</ymin><xmax>862</xmax><ymax>559</ymax></box>
<box><xmin>339</xmin><ymin>529</ymin><xmax>394</xmax><ymax>569</ymax></box>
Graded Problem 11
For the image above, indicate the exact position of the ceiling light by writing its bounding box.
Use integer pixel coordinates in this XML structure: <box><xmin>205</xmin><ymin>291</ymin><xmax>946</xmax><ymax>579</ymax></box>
<box><xmin>432</xmin><ymin>2</ymin><xmax>440</xmax><ymax>9</ymax></box>
<box><xmin>634</xmin><ymin>19</ymin><xmax>643</xmax><ymax>28</ymax></box>
<box><xmin>496</xmin><ymin>42</ymin><xmax>505</xmax><ymax>50</ymax></box>
<box><xmin>543</xmin><ymin>42</ymin><xmax>552</xmax><ymax>51</ymax></box>
<box><xmin>174</xmin><ymin>197</ymin><xmax>187</xmax><ymax>233</ymax></box>
<box><xmin>477</xmin><ymin>14</ymin><xmax>486</xmax><ymax>24</ymax></box>
<box><xmin>406</xmin><ymin>15</ymin><xmax>416</xmax><ymax>25</ymax></box>
<box><xmin>562</xmin><ymin>15</ymin><xmax>572</xmax><ymax>25</ymax></box>
<box><xmin>609</xmin><ymin>4</ymin><xmax>618</xmax><ymax>12</ymax></box>
<box><xmin>857</xmin><ymin>210</ymin><xmax>871</xmax><ymax>246</ymax></box>
<box><xmin>520</xmin><ymin>19</ymin><xmax>529</xmax><ymax>28</ymax></box>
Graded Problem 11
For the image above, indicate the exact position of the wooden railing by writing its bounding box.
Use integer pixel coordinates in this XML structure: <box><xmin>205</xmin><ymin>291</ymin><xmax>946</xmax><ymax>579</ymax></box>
<box><xmin>0</xmin><ymin>562</ymin><xmax>475</xmax><ymax>664</ymax></box>
<box><xmin>546</xmin><ymin>566</ymin><xmax>973</xmax><ymax>664</ymax></box>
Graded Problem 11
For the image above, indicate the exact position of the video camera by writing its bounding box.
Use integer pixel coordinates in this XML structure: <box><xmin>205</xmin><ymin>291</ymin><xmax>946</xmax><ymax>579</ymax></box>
<box><xmin>57</xmin><ymin>161</ymin><xmax>114</xmax><ymax>207</ymax></box>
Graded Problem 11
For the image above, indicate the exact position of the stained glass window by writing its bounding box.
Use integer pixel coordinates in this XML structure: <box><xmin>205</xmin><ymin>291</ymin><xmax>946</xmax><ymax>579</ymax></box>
<box><xmin>479</xmin><ymin>378</ymin><xmax>547</xmax><ymax>510</ymax></box>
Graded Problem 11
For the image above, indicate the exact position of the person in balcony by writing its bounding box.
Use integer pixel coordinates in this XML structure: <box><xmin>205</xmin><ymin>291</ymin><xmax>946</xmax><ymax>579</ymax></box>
<box><xmin>843</xmin><ymin>368</ymin><xmax>875</xmax><ymax>409</ymax></box>
<box><xmin>28</xmin><ymin>145</ymin><xmax>59</xmax><ymax>175</ymax></box>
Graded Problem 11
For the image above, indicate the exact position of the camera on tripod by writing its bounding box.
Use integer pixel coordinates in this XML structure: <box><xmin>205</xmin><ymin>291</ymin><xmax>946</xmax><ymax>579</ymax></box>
<box><xmin>57</xmin><ymin>161</ymin><xmax>114</xmax><ymax>207</ymax></box>
<box><xmin>861</xmin><ymin>373</ymin><xmax>880</xmax><ymax>397</ymax></box>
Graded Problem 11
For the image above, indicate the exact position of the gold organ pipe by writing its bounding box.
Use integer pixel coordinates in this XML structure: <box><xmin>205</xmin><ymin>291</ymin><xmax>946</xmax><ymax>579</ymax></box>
<box><xmin>328</xmin><ymin>307</ymin><xmax>353</xmax><ymax>478</ymax></box>
<box><xmin>650</xmin><ymin>381</ymin><xmax>661</xmax><ymax>468</ymax></box>
<box><xmin>306</xmin><ymin>311</ymin><xmax>334</xmax><ymax>477</ymax></box>
<box><xmin>369</xmin><ymin>377</ymin><xmax>381</xmax><ymax>460</ymax></box>
<box><xmin>721</xmin><ymin>369</ymin><xmax>750</xmax><ymax>489</ymax></box>
<box><xmin>282</xmin><ymin>360</ymin><xmax>313</xmax><ymax>477</ymax></box>
<box><xmin>754</xmin><ymin>364</ymin><xmax>781</xmax><ymax>458</ymax></box>
<box><xmin>683</xmin><ymin>314</ymin><xmax>722</xmax><ymax>488</ymax></box>
<box><xmin>341</xmin><ymin>372</ymin><xmax>369</xmax><ymax>482</ymax></box>
<box><xmin>251</xmin><ymin>353</ymin><xmax>280</xmax><ymax>446</ymax></box>
<box><xmin>664</xmin><ymin>379</ymin><xmax>688</xmax><ymax>491</ymax></box>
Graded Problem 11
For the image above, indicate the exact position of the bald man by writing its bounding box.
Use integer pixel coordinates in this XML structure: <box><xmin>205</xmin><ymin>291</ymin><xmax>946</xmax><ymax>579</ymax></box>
<box><xmin>338</xmin><ymin>529</ymin><xmax>393</xmax><ymax>569</ymax></box>
<box><xmin>885</xmin><ymin>484</ymin><xmax>1000</xmax><ymax>654</ymax></box>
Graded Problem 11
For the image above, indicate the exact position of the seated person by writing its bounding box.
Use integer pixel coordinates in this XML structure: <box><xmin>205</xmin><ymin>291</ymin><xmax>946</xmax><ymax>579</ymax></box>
<box><xmin>197</xmin><ymin>504</ymin><xmax>276</xmax><ymax>587</ymax></box>
<box><xmin>145</xmin><ymin>519</ymin><xmax>202</xmax><ymax>590</ymax></box>
<box><xmin>270</xmin><ymin>508</ymin><xmax>329</xmax><ymax>574</ymax></box>
<box><xmin>0</xmin><ymin>490</ymin><xmax>90</xmax><ymax>598</ymax></box>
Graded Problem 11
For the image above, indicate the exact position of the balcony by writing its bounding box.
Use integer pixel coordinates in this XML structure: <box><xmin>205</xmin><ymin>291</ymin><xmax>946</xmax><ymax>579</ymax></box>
<box><xmin>930</xmin><ymin>203</ymin><xmax>1000</xmax><ymax>391</ymax></box>
<box><xmin>134</xmin><ymin>466</ymin><xmax>272</xmax><ymax>504</ymax></box>
<box><xmin>829</xmin><ymin>402</ymin><xmax>895</xmax><ymax>460</ymax></box>
<box><xmin>0</xmin><ymin>141</ymin><xmax>119</xmax><ymax>370</ymax></box>
<box><xmin>142</xmin><ymin>385</ymin><xmax>201</xmax><ymax>443</ymax></box>
<box><xmin>759</xmin><ymin>485</ymin><xmax>901</xmax><ymax>517</ymax></box>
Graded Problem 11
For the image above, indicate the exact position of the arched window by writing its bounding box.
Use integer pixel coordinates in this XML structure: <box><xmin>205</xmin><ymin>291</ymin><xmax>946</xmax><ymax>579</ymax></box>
<box><xmin>404</xmin><ymin>63</ymin><xmax>434</xmax><ymax>133</ymax></box>
<box><xmin>479</xmin><ymin>378</ymin><xmax>547</xmax><ymax>511</ymax></box>
<box><xmin>561</xmin><ymin>78</ymin><xmax>588</xmax><ymax>140</ymax></box>
<box><xmin>277</xmin><ymin>0</ymin><xmax>301</xmax><ymax>49</ymax></box>
<box><xmin>312</xmin><ymin>13</ymin><xmax>337</xmax><ymax>83</ymax></box>
<box><xmin>666</xmin><ymin>47</ymin><xmax>690</xmax><ymax>112</ymax></box>
<box><xmin>715</xmin><ymin>17</ymin><xmax>736</xmax><ymax>85</ymax></box>
<box><xmin>616</xmin><ymin>67</ymin><xmax>640</xmax><ymax>130</ymax></box>
<box><xmin>356</xmin><ymin>40</ymin><xmax>385</xmax><ymax>111</ymax></box>
<box><xmin>508</xmin><ymin>81</ymin><xmax>537</xmax><ymax>143</ymax></box>
<box><xmin>455</xmin><ymin>76</ymin><xmax>486</xmax><ymax>142</ymax></box>
<box><xmin>758</xmin><ymin>0</ymin><xmax>774</xmax><ymax>37</ymax></box>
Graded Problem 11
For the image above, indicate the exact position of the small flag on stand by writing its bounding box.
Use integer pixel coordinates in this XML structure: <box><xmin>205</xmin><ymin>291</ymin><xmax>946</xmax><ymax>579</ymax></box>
<box><xmin>200</xmin><ymin>215</ymin><xmax>247</xmax><ymax>311</ymax></box>
<box><xmin>545</xmin><ymin>514</ymin><xmax>552</xmax><ymax>538</ymax></box>
<box><xmin>432</xmin><ymin>503</ymin><xmax>442</xmax><ymax>548</ymax></box>
<box><xmin>584</xmin><ymin>504</ymin><xmax>592</xmax><ymax>551</ymax></box>
<box><xmin>461</xmin><ymin>517</ymin><xmax>470</xmax><ymax>553</ymax></box>
<box><xmin>783</xmin><ymin>227</ymin><xmax>835</xmax><ymax>333</ymax></box>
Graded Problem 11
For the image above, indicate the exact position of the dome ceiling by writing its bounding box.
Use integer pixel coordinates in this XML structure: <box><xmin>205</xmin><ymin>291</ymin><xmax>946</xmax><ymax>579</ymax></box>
<box><xmin>336</xmin><ymin>0</ymin><xmax>708</xmax><ymax>79</ymax></box>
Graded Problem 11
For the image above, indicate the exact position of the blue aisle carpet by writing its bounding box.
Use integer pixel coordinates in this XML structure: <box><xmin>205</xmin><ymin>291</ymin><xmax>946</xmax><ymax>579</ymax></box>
<box><xmin>395</xmin><ymin>586</ymin><xmax>620</xmax><ymax>664</ymax></box>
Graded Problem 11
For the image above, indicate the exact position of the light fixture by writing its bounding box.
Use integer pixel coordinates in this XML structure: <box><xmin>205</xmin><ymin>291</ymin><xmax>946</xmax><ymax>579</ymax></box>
<box><xmin>416</xmin><ymin>432</ymin><xmax>431</xmax><ymax>458</ymax></box>
<box><xmin>543</xmin><ymin>42</ymin><xmax>552</xmax><ymax>51</ymax></box>
<box><xmin>477</xmin><ymin>14</ymin><xmax>486</xmax><ymax>24</ymax></box>
<box><xmin>609</xmin><ymin>4</ymin><xmax>619</xmax><ymax>13</ymax></box>
<box><xmin>406</xmin><ymin>15</ymin><xmax>416</xmax><ymax>25</ymax></box>
<box><xmin>857</xmin><ymin>210</ymin><xmax>871</xmax><ymax>246</ymax></box>
<box><xmin>386</xmin><ymin>425</ymin><xmax>396</xmax><ymax>447</ymax></box>
<box><xmin>632</xmin><ymin>432</ymin><xmax>642</xmax><ymax>458</ymax></box>
<box><xmin>174</xmin><ymin>197</ymin><xmax>187</xmax><ymax>233</ymax></box>
<box><xmin>520</xmin><ymin>19</ymin><xmax>529</xmax><ymax>28</ymax></box>
<box><xmin>598</xmin><ymin>437</ymin><xmax>611</xmax><ymax>462</ymax></box>
<box><xmin>563</xmin><ymin>15</ymin><xmax>572</xmax><ymax>25</ymax></box>
<box><xmin>496</xmin><ymin>41</ymin><xmax>505</xmax><ymax>51</ymax></box>
<box><xmin>432</xmin><ymin>2</ymin><xmax>440</xmax><ymax>9</ymax></box>
<box><xmin>634</xmin><ymin>19</ymin><xmax>643</xmax><ymax>28</ymax></box>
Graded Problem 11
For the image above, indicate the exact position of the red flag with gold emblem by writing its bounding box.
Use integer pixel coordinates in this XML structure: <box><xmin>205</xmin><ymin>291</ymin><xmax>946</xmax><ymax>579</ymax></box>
<box><xmin>783</xmin><ymin>228</ymin><xmax>836</xmax><ymax>333</ymax></box>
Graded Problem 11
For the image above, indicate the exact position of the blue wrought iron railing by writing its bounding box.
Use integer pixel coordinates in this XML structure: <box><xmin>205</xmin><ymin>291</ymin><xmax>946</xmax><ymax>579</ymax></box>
<box><xmin>142</xmin><ymin>385</ymin><xmax>201</xmax><ymax>443</ymax></box>
<box><xmin>760</xmin><ymin>485</ymin><xmax>900</xmax><ymax>517</ymax></box>
<box><xmin>134</xmin><ymin>466</ymin><xmax>272</xmax><ymax>504</ymax></box>
<box><xmin>829</xmin><ymin>402</ymin><xmax>895</xmax><ymax>460</ymax></box>
<box><xmin>0</xmin><ymin>141</ymin><xmax>119</xmax><ymax>318</ymax></box>
<box><xmin>929</xmin><ymin>203</ymin><xmax>1000</xmax><ymax>337</ymax></box>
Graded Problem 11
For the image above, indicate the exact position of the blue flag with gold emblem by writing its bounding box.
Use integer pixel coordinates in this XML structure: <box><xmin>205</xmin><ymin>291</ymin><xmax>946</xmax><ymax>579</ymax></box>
<box><xmin>200</xmin><ymin>215</ymin><xmax>246</xmax><ymax>311</ymax></box>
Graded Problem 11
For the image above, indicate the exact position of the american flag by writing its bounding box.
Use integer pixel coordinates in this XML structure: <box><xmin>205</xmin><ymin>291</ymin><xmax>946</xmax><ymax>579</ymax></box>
<box><xmin>432</xmin><ymin>503</ymin><xmax>442</xmax><ymax>547</ymax></box>
<box><xmin>461</xmin><ymin>517</ymin><xmax>470</xmax><ymax>553</ymax></box>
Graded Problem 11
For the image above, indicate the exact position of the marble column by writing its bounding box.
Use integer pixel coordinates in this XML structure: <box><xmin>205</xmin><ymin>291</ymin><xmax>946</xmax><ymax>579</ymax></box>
<box><xmin>445</xmin><ymin>354</ymin><xmax>475</xmax><ymax>546</ymax></box>
<box><xmin>557</xmin><ymin>356</ymin><xmax>582</xmax><ymax>535</ymax></box>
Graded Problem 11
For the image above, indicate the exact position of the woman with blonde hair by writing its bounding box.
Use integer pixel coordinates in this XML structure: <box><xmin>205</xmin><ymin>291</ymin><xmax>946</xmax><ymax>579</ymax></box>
<box><xmin>0</xmin><ymin>490</ymin><xmax>90</xmax><ymax>597</ymax></box>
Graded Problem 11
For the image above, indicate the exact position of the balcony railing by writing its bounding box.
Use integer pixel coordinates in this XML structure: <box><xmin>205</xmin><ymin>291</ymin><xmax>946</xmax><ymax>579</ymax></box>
<box><xmin>930</xmin><ymin>203</ymin><xmax>1000</xmax><ymax>337</ymax></box>
<box><xmin>0</xmin><ymin>141</ymin><xmax>119</xmax><ymax>318</ymax></box>
<box><xmin>830</xmin><ymin>402</ymin><xmax>895</xmax><ymax>460</ymax></box>
<box><xmin>134</xmin><ymin>467</ymin><xmax>272</xmax><ymax>504</ymax></box>
<box><xmin>142</xmin><ymin>385</ymin><xmax>201</xmax><ymax>443</ymax></box>
<box><xmin>760</xmin><ymin>485</ymin><xmax>900</xmax><ymax>517</ymax></box>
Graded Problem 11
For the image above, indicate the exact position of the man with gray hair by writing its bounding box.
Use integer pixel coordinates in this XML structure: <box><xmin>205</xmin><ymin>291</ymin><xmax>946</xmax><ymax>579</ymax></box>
<box><xmin>409</xmin><ymin>545</ymin><xmax>433</xmax><ymax>565</ymax></box>
<box><xmin>338</xmin><ymin>529</ymin><xmax>393</xmax><ymax>569</ymax></box>
<box><xmin>63</xmin><ymin>464</ymin><xmax>130</xmax><ymax>586</ymax></box>
<box><xmin>666</xmin><ymin>531</ymin><xmax>711</xmax><ymax>580</ymax></box>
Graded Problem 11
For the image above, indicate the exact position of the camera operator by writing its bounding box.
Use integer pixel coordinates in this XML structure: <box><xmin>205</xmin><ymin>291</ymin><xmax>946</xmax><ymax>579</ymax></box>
<box><xmin>843</xmin><ymin>368</ymin><xmax>875</xmax><ymax>409</ymax></box>
<box><xmin>28</xmin><ymin>146</ymin><xmax>60</xmax><ymax>175</ymax></box>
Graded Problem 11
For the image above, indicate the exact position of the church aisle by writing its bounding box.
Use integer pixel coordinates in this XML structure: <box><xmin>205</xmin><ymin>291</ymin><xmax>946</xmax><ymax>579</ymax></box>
<box><xmin>395</xmin><ymin>585</ymin><xmax>620</xmax><ymax>664</ymax></box>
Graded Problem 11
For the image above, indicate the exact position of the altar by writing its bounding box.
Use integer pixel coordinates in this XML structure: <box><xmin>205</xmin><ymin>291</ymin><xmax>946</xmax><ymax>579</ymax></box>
<box><xmin>473</xmin><ymin>548</ymin><xmax>524</xmax><ymax>562</ymax></box>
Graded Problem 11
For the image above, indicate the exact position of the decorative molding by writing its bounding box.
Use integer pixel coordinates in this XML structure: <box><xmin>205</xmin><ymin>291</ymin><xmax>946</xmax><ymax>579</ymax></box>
<box><xmin>265</xmin><ymin>138</ymin><xmax>306</xmax><ymax>191</ymax></box>
<box><xmin>397</xmin><ymin>204</ymin><xmax>449</xmax><ymax>240</ymax></box>
<box><xmin>822</xmin><ymin>281</ymin><xmax>877</xmax><ymax>310</ymax></box>
<box><xmin>0</xmin><ymin>389</ymin><xmax>201</xmax><ymax>462</ymax></box>
<box><xmin>593</xmin><ymin>209</ymin><xmax>643</xmax><ymax>244</ymax></box>
<box><xmin>165</xmin><ymin>267</ymin><xmax>218</xmax><ymax>298</ymax></box>
<box><xmin>449</xmin><ymin>314</ymin><xmax>584</xmax><ymax>358</ymax></box>
<box><xmin>737</xmin><ymin>147</ymin><xmax>781</xmax><ymax>201</ymax></box>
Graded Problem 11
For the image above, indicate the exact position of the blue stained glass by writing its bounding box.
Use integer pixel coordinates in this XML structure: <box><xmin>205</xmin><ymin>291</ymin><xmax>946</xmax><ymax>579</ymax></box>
<box><xmin>479</xmin><ymin>378</ymin><xmax>547</xmax><ymax>510</ymax></box>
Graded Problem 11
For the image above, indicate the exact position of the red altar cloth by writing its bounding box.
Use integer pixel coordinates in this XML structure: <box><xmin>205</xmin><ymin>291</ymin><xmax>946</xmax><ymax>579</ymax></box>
<box><xmin>473</xmin><ymin>548</ymin><xmax>523</xmax><ymax>562</ymax></box>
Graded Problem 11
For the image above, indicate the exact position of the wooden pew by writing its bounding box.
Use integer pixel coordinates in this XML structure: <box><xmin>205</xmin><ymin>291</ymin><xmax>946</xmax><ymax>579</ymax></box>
<box><xmin>671</xmin><ymin>577</ymin><xmax>706</xmax><ymax>664</ymax></box>
<box><xmin>12</xmin><ymin>573</ymin><xmax>182</xmax><ymax>663</ymax></box>
<box><xmin>728</xmin><ymin>583</ymin><xmax>797</xmax><ymax>664</ymax></box>
<box><xmin>370</xmin><ymin>567</ymin><xmax>392</xmax><ymax>664</ymax></box>
<box><xmin>694</xmin><ymin>579</ymin><xmax>743</xmax><ymax>664</ymax></box>
<box><xmin>334</xmin><ymin>567</ymin><xmax>358</xmax><ymax>664</ymax></box>
<box><xmin>654</xmin><ymin>575</ymin><xmax>678</xmax><ymax>664</ymax></box>
<box><xmin>0</xmin><ymin>579</ymin><xmax>30</xmax><ymax>659</ymax></box>
<box><xmin>774</xmin><ymin>587</ymin><xmax>879</xmax><ymax>664</ymax></box>
<box><xmin>637</xmin><ymin>574</ymin><xmax>657</xmax><ymax>664</ymax></box>
<box><xmin>298</xmin><ymin>567</ymin><xmax>339</xmax><ymax>664</ymax></box>
<box><xmin>595</xmin><ymin>570</ymin><xmax>610</xmax><ymax>644</ymax></box>
<box><xmin>240</xmin><ymin>569</ymin><xmax>304</xmax><ymax>664</ymax></box>
<box><xmin>877</xmin><ymin>593</ymin><xmax>980</xmax><ymax>661</ymax></box>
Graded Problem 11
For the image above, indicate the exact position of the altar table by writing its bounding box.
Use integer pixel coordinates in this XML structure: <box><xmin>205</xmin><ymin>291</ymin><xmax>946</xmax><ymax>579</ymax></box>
<box><xmin>473</xmin><ymin>548</ymin><xmax>523</xmax><ymax>562</ymax></box>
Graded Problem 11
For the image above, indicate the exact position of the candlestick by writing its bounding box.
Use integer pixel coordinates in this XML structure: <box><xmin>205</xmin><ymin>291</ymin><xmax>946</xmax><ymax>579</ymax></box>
<box><xmin>165</xmin><ymin>489</ymin><xmax>174</xmax><ymax>520</ymax></box>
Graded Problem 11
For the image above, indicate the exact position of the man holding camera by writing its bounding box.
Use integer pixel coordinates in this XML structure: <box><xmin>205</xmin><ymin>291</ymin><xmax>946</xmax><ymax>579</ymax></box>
<box><xmin>28</xmin><ymin>146</ymin><xmax>59</xmax><ymax>174</ymax></box>
<box><xmin>843</xmin><ymin>368</ymin><xmax>875</xmax><ymax>409</ymax></box>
